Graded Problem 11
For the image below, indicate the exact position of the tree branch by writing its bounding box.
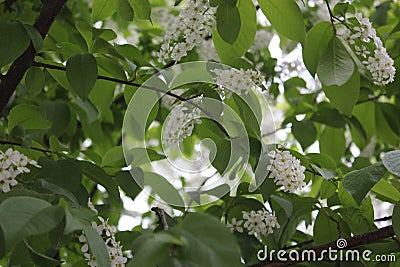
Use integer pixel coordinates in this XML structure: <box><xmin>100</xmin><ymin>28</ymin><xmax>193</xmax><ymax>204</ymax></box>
<box><xmin>32</xmin><ymin>61</ymin><xmax>231</xmax><ymax>139</ymax></box>
<box><xmin>0</xmin><ymin>0</ymin><xmax>68</xmax><ymax>113</ymax></box>
<box><xmin>250</xmin><ymin>225</ymin><xmax>395</xmax><ymax>267</ymax></box>
<box><xmin>151</xmin><ymin>207</ymin><xmax>169</xmax><ymax>230</ymax></box>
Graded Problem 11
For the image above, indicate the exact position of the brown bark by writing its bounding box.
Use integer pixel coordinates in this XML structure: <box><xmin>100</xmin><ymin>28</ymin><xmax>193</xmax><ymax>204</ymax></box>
<box><xmin>0</xmin><ymin>0</ymin><xmax>68</xmax><ymax>113</ymax></box>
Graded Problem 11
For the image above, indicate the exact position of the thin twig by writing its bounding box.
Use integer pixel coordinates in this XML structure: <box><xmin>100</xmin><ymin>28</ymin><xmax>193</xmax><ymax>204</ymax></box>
<box><xmin>31</xmin><ymin>61</ymin><xmax>230</xmax><ymax>139</ymax></box>
<box><xmin>374</xmin><ymin>216</ymin><xmax>392</xmax><ymax>222</ymax></box>
<box><xmin>0</xmin><ymin>140</ymin><xmax>52</xmax><ymax>155</ymax></box>
<box><xmin>324</xmin><ymin>0</ymin><xmax>337</xmax><ymax>34</ymax></box>
<box><xmin>151</xmin><ymin>207</ymin><xmax>169</xmax><ymax>230</ymax></box>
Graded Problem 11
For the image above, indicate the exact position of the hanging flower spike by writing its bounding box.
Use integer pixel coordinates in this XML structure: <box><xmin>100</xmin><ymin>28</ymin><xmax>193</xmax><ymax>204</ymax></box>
<box><xmin>0</xmin><ymin>148</ymin><xmax>41</xmax><ymax>193</ymax></box>
<box><xmin>268</xmin><ymin>147</ymin><xmax>306</xmax><ymax>193</ymax></box>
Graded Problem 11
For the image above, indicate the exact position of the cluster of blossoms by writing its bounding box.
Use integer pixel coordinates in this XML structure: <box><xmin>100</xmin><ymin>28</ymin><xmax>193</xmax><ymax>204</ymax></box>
<box><xmin>0</xmin><ymin>148</ymin><xmax>39</xmax><ymax>193</ymax></box>
<box><xmin>79</xmin><ymin>200</ymin><xmax>127</xmax><ymax>267</ymax></box>
<box><xmin>340</xmin><ymin>12</ymin><xmax>395</xmax><ymax>86</ymax></box>
<box><xmin>268</xmin><ymin>147</ymin><xmax>306</xmax><ymax>193</ymax></box>
<box><xmin>227</xmin><ymin>209</ymin><xmax>280</xmax><ymax>238</ymax></box>
<box><xmin>157</xmin><ymin>0</ymin><xmax>216</xmax><ymax>64</ymax></box>
<box><xmin>212</xmin><ymin>68</ymin><xmax>265</xmax><ymax>97</ymax></box>
<box><xmin>162</xmin><ymin>100</ymin><xmax>202</xmax><ymax>145</ymax></box>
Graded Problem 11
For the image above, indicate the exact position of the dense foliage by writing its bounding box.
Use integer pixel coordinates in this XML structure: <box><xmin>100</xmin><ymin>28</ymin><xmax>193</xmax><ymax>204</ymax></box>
<box><xmin>0</xmin><ymin>0</ymin><xmax>400</xmax><ymax>266</ymax></box>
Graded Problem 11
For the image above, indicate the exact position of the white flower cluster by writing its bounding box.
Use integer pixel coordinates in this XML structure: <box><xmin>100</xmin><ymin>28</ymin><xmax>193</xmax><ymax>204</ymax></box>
<box><xmin>162</xmin><ymin>101</ymin><xmax>202</xmax><ymax>145</ymax></box>
<box><xmin>79</xmin><ymin>200</ymin><xmax>127</xmax><ymax>267</ymax></box>
<box><xmin>157</xmin><ymin>0</ymin><xmax>216</xmax><ymax>64</ymax></box>
<box><xmin>340</xmin><ymin>13</ymin><xmax>395</xmax><ymax>86</ymax></box>
<box><xmin>227</xmin><ymin>209</ymin><xmax>280</xmax><ymax>238</ymax></box>
<box><xmin>212</xmin><ymin>68</ymin><xmax>264</xmax><ymax>97</ymax></box>
<box><xmin>268</xmin><ymin>148</ymin><xmax>306</xmax><ymax>193</ymax></box>
<box><xmin>0</xmin><ymin>148</ymin><xmax>39</xmax><ymax>193</ymax></box>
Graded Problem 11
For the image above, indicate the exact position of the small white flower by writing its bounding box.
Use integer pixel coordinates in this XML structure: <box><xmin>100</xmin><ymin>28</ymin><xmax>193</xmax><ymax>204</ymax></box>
<box><xmin>227</xmin><ymin>217</ymin><xmax>244</xmax><ymax>233</ymax></box>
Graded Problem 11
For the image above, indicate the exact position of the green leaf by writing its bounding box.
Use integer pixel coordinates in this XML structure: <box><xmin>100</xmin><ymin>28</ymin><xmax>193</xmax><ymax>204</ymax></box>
<box><xmin>216</xmin><ymin>3</ymin><xmax>241</xmax><ymax>44</ymax></box>
<box><xmin>292</xmin><ymin>119</ymin><xmax>317</xmax><ymax>150</ymax></box>
<box><xmin>128</xmin><ymin>0</ymin><xmax>152</xmax><ymax>21</ymax></box>
<box><xmin>317</xmin><ymin>37</ymin><xmax>354</xmax><ymax>86</ymax></box>
<box><xmin>303</xmin><ymin>21</ymin><xmax>334</xmax><ymax>75</ymax></box>
<box><xmin>39</xmin><ymin>158</ymin><xmax>82</xmax><ymax>193</ymax></box>
<box><xmin>23</xmin><ymin>24</ymin><xmax>43</xmax><ymax>52</ymax></box>
<box><xmin>322</xmin><ymin>65</ymin><xmax>360</xmax><ymax>117</ymax></box>
<box><xmin>313</xmin><ymin>210</ymin><xmax>339</xmax><ymax>245</ymax></box>
<box><xmin>319</xmin><ymin>126</ymin><xmax>346</xmax><ymax>163</ymax></box>
<box><xmin>41</xmin><ymin>100</ymin><xmax>72</xmax><ymax>137</ymax></box>
<box><xmin>8</xmin><ymin>104</ymin><xmax>51</xmax><ymax>130</ymax></box>
<box><xmin>128</xmin><ymin>232</ymin><xmax>184</xmax><ymax>267</ymax></box>
<box><xmin>83</xmin><ymin>226</ymin><xmax>111</xmax><ymax>267</ymax></box>
<box><xmin>80</xmin><ymin>161</ymin><xmax>121</xmax><ymax>203</ymax></box>
<box><xmin>92</xmin><ymin>0</ymin><xmax>118</xmax><ymax>21</ymax></box>
<box><xmin>372</xmin><ymin>179</ymin><xmax>400</xmax><ymax>202</ymax></box>
<box><xmin>312</xmin><ymin>164</ymin><xmax>337</xmax><ymax>180</ymax></box>
<box><xmin>0</xmin><ymin>197</ymin><xmax>63</xmax><ymax>251</ymax></box>
<box><xmin>25</xmin><ymin>67</ymin><xmax>45</xmax><ymax>96</ymax></box>
<box><xmin>115</xmin><ymin>171</ymin><xmax>141</xmax><ymax>201</ymax></box>
<box><xmin>393</xmin><ymin>202</ymin><xmax>400</xmax><ymax>241</ymax></box>
<box><xmin>102</xmin><ymin>146</ymin><xmax>125</xmax><ymax>167</ymax></box>
<box><xmin>24</xmin><ymin>239</ymin><xmax>61</xmax><ymax>267</ymax></box>
<box><xmin>118</xmin><ymin>0</ymin><xmax>134</xmax><ymax>21</ymax></box>
<box><xmin>342</xmin><ymin>162</ymin><xmax>387</xmax><ymax>204</ymax></box>
<box><xmin>213</xmin><ymin>0</ymin><xmax>256</xmax><ymax>63</ymax></box>
<box><xmin>0</xmin><ymin>22</ymin><xmax>30</xmax><ymax>67</ymax></box>
<box><xmin>178</xmin><ymin>213</ymin><xmax>242</xmax><ymax>267</ymax></box>
<box><xmin>258</xmin><ymin>0</ymin><xmax>306</xmax><ymax>43</ymax></box>
<box><xmin>143</xmin><ymin>172</ymin><xmax>184</xmax><ymax>207</ymax></box>
<box><xmin>382</xmin><ymin>150</ymin><xmax>400</xmax><ymax>177</ymax></box>
<box><xmin>66</xmin><ymin>53</ymin><xmax>98</xmax><ymax>98</ymax></box>
<box><xmin>339</xmin><ymin>206</ymin><xmax>376</xmax><ymax>235</ymax></box>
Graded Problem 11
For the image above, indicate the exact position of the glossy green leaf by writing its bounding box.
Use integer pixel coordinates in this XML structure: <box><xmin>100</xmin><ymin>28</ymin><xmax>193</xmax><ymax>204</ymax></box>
<box><xmin>213</xmin><ymin>0</ymin><xmax>256</xmax><ymax>63</ymax></box>
<box><xmin>25</xmin><ymin>67</ymin><xmax>45</xmax><ymax>96</ymax></box>
<box><xmin>66</xmin><ymin>53</ymin><xmax>98</xmax><ymax>98</ymax></box>
<box><xmin>0</xmin><ymin>197</ymin><xmax>62</xmax><ymax>251</ymax></box>
<box><xmin>80</xmin><ymin>161</ymin><xmax>121</xmax><ymax>203</ymax></box>
<box><xmin>0</xmin><ymin>22</ymin><xmax>30</xmax><ymax>67</ymax></box>
<box><xmin>8</xmin><ymin>104</ymin><xmax>51</xmax><ymax>130</ymax></box>
<box><xmin>83</xmin><ymin>226</ymin><xmax>111</xmax><ymax>267</ymax></box>
<box><xmin>342</xmin><ymin>162</ymin><xmax>387</xmax><ymax>204</ymax></box>
<box><xmin>323</xmin><ymin>66</ymin><xmax>360</xmax><ymax>116</ymax></box>
<box><xmin>382</xmin><ymin>150</ymin><xmax>400</xmax><ymax>177</ymax></box>
<box><xmin>128</xmin><ymin>232</ymin><xmax>184</xmax><ymax>267</ymax></box>
<box><xmin>115</xmin><ymin>171</ymin><xmax>141</xmax><ymax>200</ymax></box>
<box><xmin>319</xmin><ymin>127</ymin><xmax>346</xmax><ymax>163</ymax></box>
<box><xmin>92</xmin><ymin>0</ymin><xmax>118</xmax><ymax>21</ymax></box>
<box><xmin>292</xmin><ymin>119</ymin><xmax>317</xmax><ymax>150</ymax></box>
<box><xmin>178</xmin><ymin>212</ymin><xmax>242</xmax><ymax>267</ymax></box>
<box><xmin>118</xmin><ymin>0</ymin><xmax>134</xmax><ymax>21</ymax></box>
<box><xmin>372</xmin><ymin>179</ymin><xmax>400</xmax><ymax>202</ymax></box>
<box><xmin>313</xmin><ymin>210</ymin><xmax>339</xmax><ymax>245</ymax></box>
<box><xmin>23</xmin><ymin>24</ymin><xmax>43</xmax><ymax>52</ymax></box>
<box><xmin>303</xmin><ymin>21</ymin><xmax>334</xmax><ymax>75</ymax></box>
<box><xmin>41</xmin><ymin>100</ymin><xmax>71</xmax><ymax>137</ymax></box>
<box><xmin>143</xmin><ymin>172</ymin><xmax>184</xmax><ymax>207</ymax></box>
<box><xmin>39</xmin><ymin>158</ymin><xmax>82</xmax><ymax>193</ymax></box>
<box><xmin>258</xmin><ymin>0</ymin><xmax>306</xmax><ymax>43</ymax></box>
<box><xmin>128</xmin><ymin>0</ymin><xmax>152</xmax><ymax>21</ymax></box>
<box><xmin>317</xmin><ymin>37</ymin><xmax>354</xmax><ymax>86</ymax></box>
<box><xmin>216</xmin><ymin>3</ymin><xmax>241</xmax><ymax>44</ymax></box>
<box><xmin>393</xmin><ymin>202</ymin><xmax>400</xmax><ymax>241</ymax></box>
